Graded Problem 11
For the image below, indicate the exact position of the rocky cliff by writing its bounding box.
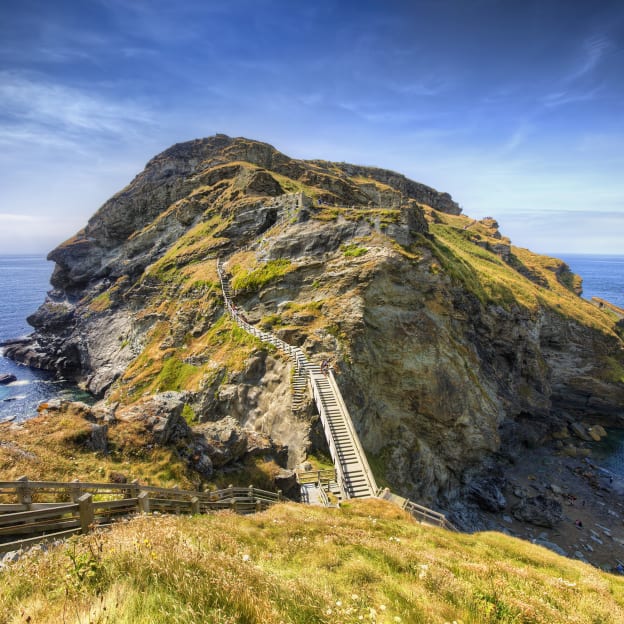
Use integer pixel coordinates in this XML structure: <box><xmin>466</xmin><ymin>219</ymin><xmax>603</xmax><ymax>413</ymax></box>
<box><xmin>4</xmin><ymin>135</ymin><xmax>624</xmax><ymax>532</ymax></box>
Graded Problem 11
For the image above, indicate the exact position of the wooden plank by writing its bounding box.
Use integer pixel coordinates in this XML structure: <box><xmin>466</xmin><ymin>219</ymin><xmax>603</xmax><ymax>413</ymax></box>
<box><xmin>0</xmin><ymin>528</ymin><xmax>82</xmax><ymax>554</ymax></box>
<box><xmin>93</xmin><ymin>498</ymin><xmax>138</xmax><ymax>511</ymax></box>
<box><xmin>0</xmin><ymin>504</ymin><xmax>78</xmax><ymax>527</ymax></box>
<box><xmin>0</xmin><ymin>519</ymin><xmax>80</xmax><ymax>536</ymax></box>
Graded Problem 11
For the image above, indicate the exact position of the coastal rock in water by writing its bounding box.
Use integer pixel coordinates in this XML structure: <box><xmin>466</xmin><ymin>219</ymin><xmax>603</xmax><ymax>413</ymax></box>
<box><xmin>0</xmin><ymin>374</ymin><xmax>17</xmax><ymax>385</ymax></box>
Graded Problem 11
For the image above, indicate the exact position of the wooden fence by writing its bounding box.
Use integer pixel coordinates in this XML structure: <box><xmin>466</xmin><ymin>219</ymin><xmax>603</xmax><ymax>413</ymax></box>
<box><xmin>0</xmin><ymin>477</ymin><xmax>281</xmax><ymax>553</ymax></box>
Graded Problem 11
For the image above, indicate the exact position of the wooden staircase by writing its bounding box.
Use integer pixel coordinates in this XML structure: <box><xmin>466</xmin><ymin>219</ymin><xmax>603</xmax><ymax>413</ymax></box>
<box><xmin>217</xmin><ymin>259</ymin><xmax>378</xmax><ymax>500</ymax></box>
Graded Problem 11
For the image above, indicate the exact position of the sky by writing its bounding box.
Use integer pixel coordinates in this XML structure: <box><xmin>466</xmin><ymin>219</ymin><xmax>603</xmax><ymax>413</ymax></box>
<box><xmin>0</xmin><ymin>0</ymin><xmax>623</xmax><ymax>255</ymax></box>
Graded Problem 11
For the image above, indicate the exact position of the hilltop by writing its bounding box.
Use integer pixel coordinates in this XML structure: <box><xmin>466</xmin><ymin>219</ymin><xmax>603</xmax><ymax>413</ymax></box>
<box><xmin>2</xmin><ymin>135</ymin><xmax>624</xmax><ymax>564</ymax></box>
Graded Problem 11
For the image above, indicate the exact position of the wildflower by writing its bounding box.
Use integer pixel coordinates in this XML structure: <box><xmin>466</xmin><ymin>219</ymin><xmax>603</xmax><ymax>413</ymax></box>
<box><xmin>394</xmin><ymin>618</ymin><xmax>402</xmax><ymax>623</ymax></box>
<box><xmin>336</xmin><ymin>600</ymin><xmax>342</xmax><ymax>607</ymax></box>
<box><xmin>242</xmin><ymin>554</ymin><xmax>250</xmax><ymax>562</ymax></box>
<box><xmin>326</xmin><ymin>608</ymin><xmax>332</xmax><ymax>615</ymax></box>
<box><xmin>379</xmin><ymin>604</ymin><xmax>386</xmax><ymax>611</ymax></box>
<box><xmin>351</xmin><ymin>593</ymin><xmax>359</xmax><ymax>600</ymax></box>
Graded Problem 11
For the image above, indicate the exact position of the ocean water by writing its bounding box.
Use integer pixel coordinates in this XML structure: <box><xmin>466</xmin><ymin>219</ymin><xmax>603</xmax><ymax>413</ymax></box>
<box><xmin>558</xmin><ymin>254</ymin><xmax>624</xmax><ymax>309</ymax></box>
<box><xmin>0</xmin><ymin>255</ymin><xmax>84</xmax><ymax>422</ymax></box>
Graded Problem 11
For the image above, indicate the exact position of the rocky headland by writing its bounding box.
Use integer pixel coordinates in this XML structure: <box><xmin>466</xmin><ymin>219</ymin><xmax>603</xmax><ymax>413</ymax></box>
<box><xmin>3</xmin><ymin>135</ymin><xmax>624</xmax><ymax>566</ymax></box>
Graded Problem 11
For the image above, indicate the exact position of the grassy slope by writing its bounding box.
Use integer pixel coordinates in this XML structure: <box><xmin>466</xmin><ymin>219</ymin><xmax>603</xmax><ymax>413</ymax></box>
<box><xmin>427</xmin><ymin>214</ymin><xmax>620</xmax><ymax>337</ymax></box>
<box><xmin>2</xmin><ymin>499</ymin><xmax>623</xmax><ymax>624</ymax></box>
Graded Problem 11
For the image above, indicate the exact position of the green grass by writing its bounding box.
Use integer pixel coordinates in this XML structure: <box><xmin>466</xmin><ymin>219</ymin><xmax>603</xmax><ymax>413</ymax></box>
<box><xmin>153</xmin><ymin>358</ymin><xmax>198</xmax><ymax>393</ymax></box>
<box><xmin>2</xmin><ymin>499</ymin><xmax>623</xmax><ymax>623</ymax></box>
<box><xmin>181</xmin><ymin>403</ymin><xmax>196</xmax><ymax>425</ymax></box>
<box><xmin>341</xmin><ymin>243</ymin><xmax>368</xmax><ymax>258</ymax></box>
<box><xmin>89</xmin><ymin>291</ymin><xmax>112</xmax><ymax>312</ymax></box>
<box><xmin>231</xmin><ymin>258</ymin><xmax>293</xmax><ymax>292</ymax></box>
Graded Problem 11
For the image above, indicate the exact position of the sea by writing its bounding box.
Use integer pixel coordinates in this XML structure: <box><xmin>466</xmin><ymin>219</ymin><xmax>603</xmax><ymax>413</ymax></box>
<box><xmin>1</xmin><ymin>253</ymin><xmax>623</xmax><ymax>470</ymax></box>
<box><xmin>0</xmin><ymin>255</ymin><xmax>89</xmax><ymax>424</ymax></box>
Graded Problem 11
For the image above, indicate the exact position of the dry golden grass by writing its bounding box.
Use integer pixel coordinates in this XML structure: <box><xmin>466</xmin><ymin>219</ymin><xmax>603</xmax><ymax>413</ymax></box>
<box><xmin>0</xmin><ymin>412</ymin><xmax>195</xmax><ymax>487</ymax></box>
<box><xmin>1</xmin><ymin>499</ymin><xmax>623</xmax><ymax>623</ymax></box>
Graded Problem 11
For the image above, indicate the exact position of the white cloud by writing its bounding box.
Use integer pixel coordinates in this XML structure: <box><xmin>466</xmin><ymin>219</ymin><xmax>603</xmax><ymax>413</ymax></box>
<box><xmin>0</xmin><ymin>71</ymin><xmax>154</xmax><ymax>146</ymax></box>
<box><xmin>567</xmin><ymin>34</ymin><xmax>611</xmax><ymax>82</ymax></box>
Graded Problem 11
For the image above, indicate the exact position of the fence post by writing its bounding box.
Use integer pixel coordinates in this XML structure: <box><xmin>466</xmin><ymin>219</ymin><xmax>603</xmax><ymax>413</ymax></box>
<box><xmin>16</xmin><ymin>476</ymin><xmax>31</xmax><ymax>509</ymax></box>
<box><xmin>78</xmin><ymin>493</ymin><xmax>94</xmax><ymax>534</ymax></box>
<box><xmin>256</xmin><ymin>500</ymin><xmax>262</xmax><ymax>513</ymax></box>
<box><xmin>173</xmin><ymin>485</ymin><xmax>180</xmax><ymax>515</ymax></box>
<box><xmin>191</xmin><ymin>496</ymin><xmax>200</xmax><ymax>515</ymax></box>
<box><xmin>127</xmin><ymin>478</ymin><xmax>140</xmax><ymax>499</ymax></box>
<box><xmin>248</xmin><ymin>484</ymin><xmax>254</xmax><ymax>501</ymax></box>
<box><xmin>70</xmin><ymin>478</ymin><xmax>82</xmax><ymax>502</ymax></box>
<box><xmin>137</xmin><ymin>491</ymin><xmax>150</xmax><ymax>514</ymax></box>
<box><xmin>277</xmin><ymin>489</ymin><xmax>282</xmax><ymax>502</ymax></box>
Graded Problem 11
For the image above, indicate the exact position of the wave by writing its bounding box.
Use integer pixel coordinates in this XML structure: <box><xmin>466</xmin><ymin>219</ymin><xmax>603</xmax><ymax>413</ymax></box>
<box><xmin>7</xmin><ymin>379</ymin><xmax>30</xmax><ymax>387</ymax></box>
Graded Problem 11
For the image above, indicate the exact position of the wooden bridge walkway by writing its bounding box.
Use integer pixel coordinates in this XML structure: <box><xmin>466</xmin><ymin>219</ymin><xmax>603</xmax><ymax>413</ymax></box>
<box><xmin>217</xmin><ymin>256</ymin><xmax>457</xmax><ymax>530</ymax></box>
<box><xmin>217</xmin><ymin>259</ymin><xmax>378</xmax><ymax>500</ymax></box>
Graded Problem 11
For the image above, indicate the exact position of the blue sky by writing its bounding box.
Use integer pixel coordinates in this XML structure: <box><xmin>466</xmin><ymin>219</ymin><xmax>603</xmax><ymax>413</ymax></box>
<box><xmin>0</xmin><ymin>0</ymin><xmax>623</xmax><ymax>255</ymax></box>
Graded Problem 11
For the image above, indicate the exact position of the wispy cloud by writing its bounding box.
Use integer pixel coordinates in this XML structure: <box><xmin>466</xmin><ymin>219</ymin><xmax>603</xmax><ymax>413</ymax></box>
<box><xmin>0</xmin><ymin>213</ymin><xmax>37</xmax><ymax>222</ymax></box>
<box><xmin>567</xmin><ymin>34</ymin><xmax>611</xmax><ymax>82</ymax></box>
<box><xmin>541</xmin><ymin>87</ymin><xmax>601</xmax><ymax>109</ymax></box>
<box><xmin>0</xmin><ymin>71</ymin><xmax>154</xmax><ymax>148</ymax></box>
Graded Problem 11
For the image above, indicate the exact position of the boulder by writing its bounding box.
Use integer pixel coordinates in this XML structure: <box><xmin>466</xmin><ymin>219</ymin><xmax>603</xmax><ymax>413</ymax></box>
<box><xmin>569</xmin><ymin>422</ymin><xmax>592</xmax><ymax>442</ymax></box>
<box><xmin>274</xmin><ymin>468</ymin><xmax>300</xmax><ymax>501</ymax></box>
<box><xmin>118</xmin><ymin>392</ymin><xmax>191</xmax><ymax>445</ymax></box>
<box><xmin>86</xmin><ymin>424</ymin><xmax>108</xmax><ymax>454</ymax></box>
<box><xmin>108</xmin><ymin>471</ymin><xmax>127</xmax><ymax>484</ymax></box>
<box><xmin>533</xmin><ymin>538</ymin><xmax>568</xmax><ymax>557</ymax></box>
<box><xmin>512</xmin><ymin>495</ymin><xmax>563</xmax><ymax>528</ymax></box>
<box><xmin>192</xmin><ymin>416</ymin><xmax>248</xmax><ymax>467</ymax></box>
<box><xmin>588</xmin><ymin>425</ymin><xmax>607</xmax><ymax>441</ymax></box>
<box><xmin>0</xmin><ymin>374</ymin><xmax>17</xmax><ymax>385</ymax></box>
<box><xmin>468</xmin><ymin>477</ymin><xmax>507</xmax><ymax>512</ymax></box>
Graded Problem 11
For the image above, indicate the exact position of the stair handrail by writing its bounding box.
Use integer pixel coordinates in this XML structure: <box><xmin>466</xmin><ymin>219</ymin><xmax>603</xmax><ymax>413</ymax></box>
<box><xmin>326</xmin><ymin>370</ymin><xmax>378</xmax><ymax>495</ymax></box>
<box><xmin>308</xmin><ymin>375</ymin><xmax>350</xmax><ymax>500</ymax></box>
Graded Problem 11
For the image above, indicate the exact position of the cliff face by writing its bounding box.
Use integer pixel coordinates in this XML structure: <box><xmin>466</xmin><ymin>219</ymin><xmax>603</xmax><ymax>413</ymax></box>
<box><xmin>4</xmin><ymin>135</ymin><xmax>624</xmax><ymax>522</ymax></box>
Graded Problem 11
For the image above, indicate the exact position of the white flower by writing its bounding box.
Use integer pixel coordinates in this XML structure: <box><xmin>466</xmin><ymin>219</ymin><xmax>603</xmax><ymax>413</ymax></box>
<box><xmin>351</xmin><ymin>593</ymin><xmax>359</xmax><ymax>600</ymax></box>
<box><xmin>242</xmin><ymin>554</ymin><xmax>250</xmax><ymax>562</ymax></box>
<box><xmin>379</xmin><ymin>604</ymin><xmax>386</xmax><ymax>611</ymax></box>
<box><xmin>336</xmin><ymin>600</ymin><xmax>342</xmax><ymax>607</ymax></box>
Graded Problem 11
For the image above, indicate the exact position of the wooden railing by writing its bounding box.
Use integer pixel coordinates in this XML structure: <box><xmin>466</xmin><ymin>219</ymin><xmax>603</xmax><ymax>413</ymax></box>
<box><xmin>326</xmin><ymin>370</ymin><xmax>378</xmax><ymax>495</ymax></box>
<box><xmin>0</xmin><ymin>478</ymin><xmax>281</xmax><ymax>553</ymax></box>
<box><xmin>403</xmin><ymin>500</ymin><xmax>458</xmax><ymax>531</ymax></box>
<box><xmin>295</xmin><ymin>469</ymin><xmax>336</xmax><ymax>486</ymax></box>
<box><xmin>308</xmin><ymin>377</ymin><xmax>349</xmax><ymax>499</ymax></box>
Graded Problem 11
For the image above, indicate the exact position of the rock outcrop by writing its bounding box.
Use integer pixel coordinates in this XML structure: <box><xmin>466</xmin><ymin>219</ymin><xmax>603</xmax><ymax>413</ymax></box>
<box><xmin>4</xmin><ymin>135</ymin><xmax>624</xmax><ymax>529</ymax></box>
